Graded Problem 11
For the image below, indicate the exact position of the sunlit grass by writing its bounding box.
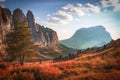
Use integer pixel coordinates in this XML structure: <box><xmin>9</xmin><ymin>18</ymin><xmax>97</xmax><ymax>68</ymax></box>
<box><xmin>0</xmin><ymin>47</ymin><xmax>120</xmax><ymax>80</ymax></box>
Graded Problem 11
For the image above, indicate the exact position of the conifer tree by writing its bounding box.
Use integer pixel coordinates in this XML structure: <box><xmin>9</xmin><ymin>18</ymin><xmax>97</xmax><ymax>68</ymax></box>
<box><xmin>5</xmin><ymin>18</ymin><xmax>33</xmax><ymax>65</ymax></box>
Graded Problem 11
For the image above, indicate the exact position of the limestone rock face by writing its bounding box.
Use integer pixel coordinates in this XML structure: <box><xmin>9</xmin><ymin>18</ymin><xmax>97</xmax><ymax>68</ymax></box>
<box><xmin>0</xmin><ymin>7</ymin><xmax>58</xmax><ymax>47</ymax></box>
<box><xmin>36</xmin><ymin>24</ymin><xmax>58</xmax><ymax>46</ymax></box>
<box><xmin>13</xmin><ymin>8</ymin><xmax>26</xmax><ymax>23</ymax></box>
<box><xmin>26</xmin><ymin>11</ymin><xmax>58</xmax><ymax>46</ymax></box>
<box><xmin>0</xmin><ymin>7</ymin><xmax>12</xmax><ymax>44</ymax></box>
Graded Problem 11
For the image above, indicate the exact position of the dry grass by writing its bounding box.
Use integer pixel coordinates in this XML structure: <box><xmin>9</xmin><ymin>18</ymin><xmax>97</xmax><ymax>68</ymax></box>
<box><xmin>0</xmin><ymin>47</ymin><xmax>120</xmax><ymax>80</ymax></box>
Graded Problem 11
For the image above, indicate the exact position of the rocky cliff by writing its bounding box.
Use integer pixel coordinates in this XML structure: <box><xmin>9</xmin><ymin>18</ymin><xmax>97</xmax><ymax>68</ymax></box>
<box><xmin>13</xmin><ymin>8</ymin><xmax>27</xmax><ymax>24</ymax></box>
<box><xmin>0</xmin><ymin>7</ymin><xmax>58</xmax><ymax>47</ymax></box>
<box><xmin>27</xmin><ymin>11</ymin><xmax>58</xmax><ymax>46</ymax></box>
<box><xmin>0</xmin><ymin>6</ymin><xmax>11</xmax><ymax>45</ymax></box>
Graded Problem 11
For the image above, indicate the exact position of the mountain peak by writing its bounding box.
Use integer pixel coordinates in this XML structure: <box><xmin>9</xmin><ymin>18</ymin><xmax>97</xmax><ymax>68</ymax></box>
<box><xmin>13</xmin><ymin>8</ymin><xmax>26</xmax><ymax>23</ymax></box>
<box><xmin>26</xmin><ymin>10</ymin><xmax>58</xmax><ymax>46</ymax></box>
<box><xmin>60</xmin><ymin>25</ymin><xmax>112</xmax><ymax>49</ymax></box>
<box><xmin>27</xmin><ymin>10</ymin><xmax>35</xmax><ymax>22</ymax></box>
<box><xmin>0</xmin><ymin>8</ymin><xmax>59</xmax><ymax>47</ymax></box>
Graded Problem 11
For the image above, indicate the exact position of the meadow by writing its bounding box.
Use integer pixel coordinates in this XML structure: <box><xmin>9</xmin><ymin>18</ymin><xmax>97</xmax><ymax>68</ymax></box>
<box><xmin>0</xmin><ymin>46</ymin><xmax>120</xmax><ymax>80</ymax></box>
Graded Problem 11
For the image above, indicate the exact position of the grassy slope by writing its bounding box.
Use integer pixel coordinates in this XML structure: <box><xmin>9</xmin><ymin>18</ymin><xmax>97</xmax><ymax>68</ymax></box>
<box><xmin>61</xmin><ymin>47</ymin><xmax>120</xmax><ymax>80</ymax></box>
<box><xmin>37</xmin><ymin>44</ymin><xmax>77</xmax><ymax>59</ymax></box>
<box><xmin>0</xmin><ymin>43</ymin><xmax>120</xmax><ymax>80</ymax></box>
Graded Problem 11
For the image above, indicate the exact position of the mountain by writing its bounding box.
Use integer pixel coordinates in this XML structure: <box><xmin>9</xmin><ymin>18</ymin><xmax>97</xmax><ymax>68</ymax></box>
<box><xmin>0</xmin><ymin>7</ymin><xmax>59</xmax><ymax>58</ymax></box>
<box><xmin>27</xmin><ymin>10</ymin><xmax>58</xmax><ymax>46</ymax></box>
<box><xmin>60</xmin><ymin>25</ymin><xmax>112</xmax><ymax>49</ymax></box>
<box><xmin>0</xmin><ymin>7</ymin><xmax>58</xmax><ymax>47</ymax></box>
<box><xmin>0</xmin><ymin>7</ymin><xmax>76</xmax><ymax>59</ymax></box>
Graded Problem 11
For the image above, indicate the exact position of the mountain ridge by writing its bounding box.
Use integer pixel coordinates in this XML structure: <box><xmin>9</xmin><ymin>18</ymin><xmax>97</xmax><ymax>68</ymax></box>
<box><xmin>26</xmin><ymin>10</ymin><xmax>58</xmax><ymax>46</ymax></box>
<box><xmin>0</xmin><ymin>7</ymin><xmax>59</xmax><ymax>47</ymax></box>
<box><xmin>60</xmin><ymin>25</ymin><xmax>112</xmax><ymax>49</ymax></box>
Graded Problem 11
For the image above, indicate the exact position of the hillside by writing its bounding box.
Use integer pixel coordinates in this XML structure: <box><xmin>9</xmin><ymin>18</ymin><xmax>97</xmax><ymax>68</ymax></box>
<box><xmin>37</xmin><ymin>44</ymin><xmax>77</xmax><ymax>59</ymax></box>
<box><xmin>0</xmin><ymin>7</ymin><xmax>61</xmax><ymax>61</ymax></box>
<box><xmin>0</xmin><ymin>39</ymin><xmax>120</xmax><ymax>80</ymax></box>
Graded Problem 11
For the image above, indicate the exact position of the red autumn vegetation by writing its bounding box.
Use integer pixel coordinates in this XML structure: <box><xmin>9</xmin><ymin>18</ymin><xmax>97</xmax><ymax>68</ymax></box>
<box><xmin>0</xmin><ymin>40</ymin><xmax>120</xmax><ymax>80</ymax></box>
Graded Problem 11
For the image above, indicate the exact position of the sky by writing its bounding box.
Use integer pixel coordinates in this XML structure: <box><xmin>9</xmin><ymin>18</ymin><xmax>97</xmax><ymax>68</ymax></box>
<box><xmin>0</xmin><ymin>0</ymin><xmax>120</xmax><ymax>40</ymax></box>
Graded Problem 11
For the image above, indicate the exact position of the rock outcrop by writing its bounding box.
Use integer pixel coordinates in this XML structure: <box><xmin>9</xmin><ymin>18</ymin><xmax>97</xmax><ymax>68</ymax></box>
<box><xmin>27</xmin><ymin>11</ymin><xmax>58</xmax><ymax>46</ymax></box>
<box><xmin>26</xmin><ymin>10</ymin><xmax>36</xmax><ymax>39</ymax></box>
<box><xmin>0</xmin><ymin>7</ymin><xmax>58</xmax><ymax>47</ymax></box>
<box><xmin>0</xmin><ymin>6</ymin><xmax>11</xmax><ymax>45</ymax></box>
<box><xmin>13</xmin><ymin>8</ymin><xmax>27</xmax><ymax>24</ymax></box>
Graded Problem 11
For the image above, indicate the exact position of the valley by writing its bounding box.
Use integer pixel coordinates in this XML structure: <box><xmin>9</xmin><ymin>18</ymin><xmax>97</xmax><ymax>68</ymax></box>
<box><xmin>0</xmin><ymin>1</ymin><xmax>120</xmax><ymax>80</ymax></box>
<box><xmin>0</xmin><ymin>39</ymin><xmax>120</xmax><ymax>80</ymax></box>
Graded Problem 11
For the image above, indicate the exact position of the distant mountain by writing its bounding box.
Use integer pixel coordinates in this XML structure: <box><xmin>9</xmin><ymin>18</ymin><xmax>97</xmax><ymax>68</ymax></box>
<box><xmin>60</xmin><ymin>25</ymin><xmax>112</xmax><ymax>49</ymax></box>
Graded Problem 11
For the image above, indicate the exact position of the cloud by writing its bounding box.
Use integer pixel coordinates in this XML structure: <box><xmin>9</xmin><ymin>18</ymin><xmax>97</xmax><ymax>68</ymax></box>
<box><xmin>36</xmin><ymin>16</ymin><xmax>40</xmax><ymax>19</ymax></box>
<box><xmin>48</xmin><ymin>3</ymin><xmax>100</xmax><ymax>24</ymax></box>
<box><xmin>0</xmin><ymin>0</ymin><xmax>5</xmax><ymax>2</ymax></box>
<box><xmin>101</xmin><ymin>0</ymin><xmax>120</xmax><ymax>11</ymax></box>
<box><xmin>61</xmin><ymin>4</ymin><xmax>85</xmax><ymax>16</ymax></box>
<box><xmin>61</xmin><ymin>3</ymin><xmax>100</xmax><ymax>16</ymax></box>
<box><xmin>48</xmin><ymin>10</ymin><xmax>73</xmax><ymax>24</ymax></box>
<box><xmin>84</xmin><ymin>3</ymin><xmax>100</xmax><ymax>13</ymax></box>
